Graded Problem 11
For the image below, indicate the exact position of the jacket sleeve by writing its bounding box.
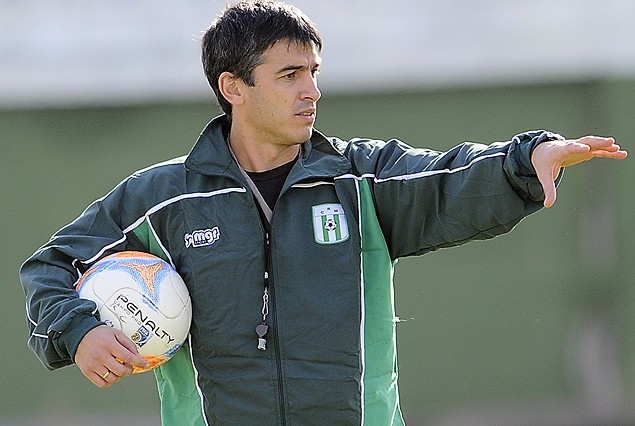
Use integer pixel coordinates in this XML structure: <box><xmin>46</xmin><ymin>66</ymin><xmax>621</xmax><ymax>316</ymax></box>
<box><xmin>19</xmin><ymin>177</ymin><xmax>149</xmax><ymax>370</ymax></box>
<box><xmin>342</xmin><ymin>130</ymin><xmax>564</xmax><ymax>259</ymax></box>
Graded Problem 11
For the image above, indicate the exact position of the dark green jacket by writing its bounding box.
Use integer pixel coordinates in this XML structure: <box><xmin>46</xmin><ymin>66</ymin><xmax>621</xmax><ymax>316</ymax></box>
<box><xmin>21</xmin><ymin>115</ymin><xmax>561</xmax><ymax>425</ymax></box>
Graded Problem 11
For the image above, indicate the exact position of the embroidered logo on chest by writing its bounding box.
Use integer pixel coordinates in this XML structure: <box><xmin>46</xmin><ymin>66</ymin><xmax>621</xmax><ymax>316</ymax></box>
<box><xmin>184</xmin><ymin>227</ymin><xmax>221</xmax><ymax>248</ymax></box>
<box><xmin>312</xmin><ymin>204</ymin><xmax>349</xmax><ymax>244</ymax></box>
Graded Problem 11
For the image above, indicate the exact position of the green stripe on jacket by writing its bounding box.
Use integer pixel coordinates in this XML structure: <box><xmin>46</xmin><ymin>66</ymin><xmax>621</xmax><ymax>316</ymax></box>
<box><xmin>357</xmin><ymin>178</ymin><xmax>405</xmax><ymax>426</ymax></box>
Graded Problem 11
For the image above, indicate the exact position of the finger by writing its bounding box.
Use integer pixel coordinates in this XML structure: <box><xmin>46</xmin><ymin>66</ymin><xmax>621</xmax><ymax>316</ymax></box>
<box><xmin>577</xmin><ymin>136</ymin><xmax>628</xmax><ymax>157</ymax></box>
<box><xmin>104</xmin><ymin>356</ymin><xmax>135</xmax><ymax>378</ymax></box>
<box><xmin>541</xmin><ymin>179</ymin><xmax>557</xmax><ymax>208</ymax></box>
<box><xmin>90</xmin><ymin>369</ymin><xmax>115</xmax><ymax>389</ymax></box>
<box><xmin>590</xmin><ymin>147</ymin><xmax>628</xmax><ymax>159</ymax></box>
<box><xmin>112</xmin><ymin>329</ymin><xmax>151</xmax><ymax>370</ymax></box>
<box><xmin>577</xmin><ymin>135</ymin><xmax>616</xmax><ymax>149</ymax></box>
<box><xmin>98</xmin><ymin>354</ymin><xmax>139</xmax><ymax>384</ymax></box>
<box><xmin>535</xmin><ymin>163</ymin><xmax>558</xmax><ymax>208</ymax></box>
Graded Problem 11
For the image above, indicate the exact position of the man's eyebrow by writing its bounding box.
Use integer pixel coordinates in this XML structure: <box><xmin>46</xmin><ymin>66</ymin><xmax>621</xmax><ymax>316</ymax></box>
<box><xmin>277</xmin><ymin>64</ymin><xmax>306</xmax><ymax>73</ymax></box>
<box><xmin>277</xmin><ymin>61</ymin><xmax>321</xmax><ymax>74</ymax></box>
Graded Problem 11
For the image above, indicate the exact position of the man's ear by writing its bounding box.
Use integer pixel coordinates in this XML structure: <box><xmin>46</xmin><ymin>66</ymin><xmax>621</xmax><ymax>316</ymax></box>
<box><xmin>218</xmin><ymin>72</ymin><xmax>245</xmax><ymax>106</ymax></box>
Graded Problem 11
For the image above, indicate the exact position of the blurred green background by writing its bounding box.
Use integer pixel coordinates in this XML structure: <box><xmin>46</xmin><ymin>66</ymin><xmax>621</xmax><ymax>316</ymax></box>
<box><xmin>3</xmin><ymin>79</ymin><xmax>634</xmax><ymax>425</ymax></box>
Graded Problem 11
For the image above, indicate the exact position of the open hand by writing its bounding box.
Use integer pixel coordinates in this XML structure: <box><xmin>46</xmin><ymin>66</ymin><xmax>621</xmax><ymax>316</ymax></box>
<box><xmin>531</xmin><ymin>136</ymin><xmax>627</xmax><ymax>208</ymax></box>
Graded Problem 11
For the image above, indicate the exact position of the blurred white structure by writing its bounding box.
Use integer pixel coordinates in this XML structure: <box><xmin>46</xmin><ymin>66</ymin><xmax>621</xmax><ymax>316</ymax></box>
<box><xmin>1</xmin><ymin>0</ymin><xmax>634</xmax><ymax>107</ymax></box>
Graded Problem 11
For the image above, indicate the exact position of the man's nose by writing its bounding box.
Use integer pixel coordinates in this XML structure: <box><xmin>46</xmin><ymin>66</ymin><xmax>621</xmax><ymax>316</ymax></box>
<box><xmin>301</xmin><ymin>75</ymin><xmax>321</xmax><ymax>102</ymax></box>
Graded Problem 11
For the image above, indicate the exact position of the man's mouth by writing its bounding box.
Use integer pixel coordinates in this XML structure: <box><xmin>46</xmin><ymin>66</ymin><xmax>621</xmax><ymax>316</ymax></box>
<box><xmin>296</xmin><ymin>107</ymin><xmax>316</xmax><ymax>117</ymax></box>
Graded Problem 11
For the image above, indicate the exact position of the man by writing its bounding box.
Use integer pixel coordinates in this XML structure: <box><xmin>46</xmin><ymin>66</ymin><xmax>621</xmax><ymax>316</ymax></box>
<box><xmin>20</xmin><ymin>1</ymin><xmax>627</xmax><ymax>425</ymax></box>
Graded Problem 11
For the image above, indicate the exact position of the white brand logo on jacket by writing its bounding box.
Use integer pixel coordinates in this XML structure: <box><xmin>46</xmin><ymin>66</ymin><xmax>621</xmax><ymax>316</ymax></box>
<box><xmin>185</xmin><ymin>227</ymin><xmax>221</xmax><ymax>248</ymax></box>
<box><xmin>312</xmin><ymin>204</ymin><xmax>349</xmax><ymax>244</ymax></box>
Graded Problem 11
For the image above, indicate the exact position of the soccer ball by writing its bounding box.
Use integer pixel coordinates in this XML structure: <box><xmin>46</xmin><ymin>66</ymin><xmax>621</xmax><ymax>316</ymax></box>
<box><xmin>76</xmin><ymin>251</ymin><xmax>192</xmax><ymax>373</ymax></box>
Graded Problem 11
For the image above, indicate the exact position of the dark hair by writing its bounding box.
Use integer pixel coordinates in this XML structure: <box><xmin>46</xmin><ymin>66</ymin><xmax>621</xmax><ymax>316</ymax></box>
<box><xmin>201</xmin><ymin>1</ymin><xmax>323</xmax><ymax>116</ymax></box>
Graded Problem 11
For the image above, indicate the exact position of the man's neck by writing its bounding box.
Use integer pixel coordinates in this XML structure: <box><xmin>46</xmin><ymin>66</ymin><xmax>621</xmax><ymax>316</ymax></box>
<box><xmin>228</xmin><ymin>126</ymin><xmax>301</xmax><ymax>173</ymax></box>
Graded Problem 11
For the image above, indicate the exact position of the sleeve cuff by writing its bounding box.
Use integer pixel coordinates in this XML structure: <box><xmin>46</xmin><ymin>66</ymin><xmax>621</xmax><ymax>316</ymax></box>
<box><xmin>504</xmin><ymin>130</ymin><xmax>565</xmax><ymax>202</ymax></box>
<box><xmin>54</xmin><ymin>313</ymin><xmax>104</xmax><ymax>363</ymax></box>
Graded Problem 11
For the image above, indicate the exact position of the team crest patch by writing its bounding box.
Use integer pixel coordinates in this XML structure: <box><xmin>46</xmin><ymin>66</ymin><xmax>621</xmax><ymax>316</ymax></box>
<box><xmin>312</xmin><ymin>204</ymin><xmax>349</xmax><ymax>244</ymax></box>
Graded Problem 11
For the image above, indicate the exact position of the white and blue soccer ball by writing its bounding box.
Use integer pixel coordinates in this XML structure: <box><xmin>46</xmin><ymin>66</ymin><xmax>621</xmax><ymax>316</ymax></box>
<box><xmin>76</xmin><ymin>251</ymin><xmax>192</xmax><ymax>373</ymax></box>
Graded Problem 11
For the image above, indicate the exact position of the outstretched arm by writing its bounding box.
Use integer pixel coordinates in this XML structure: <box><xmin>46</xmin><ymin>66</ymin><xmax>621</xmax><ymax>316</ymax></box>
<box><xmin>531</xmin><ymin>136</ymin><xmax>628</xmax><ymax>208</ymax></box>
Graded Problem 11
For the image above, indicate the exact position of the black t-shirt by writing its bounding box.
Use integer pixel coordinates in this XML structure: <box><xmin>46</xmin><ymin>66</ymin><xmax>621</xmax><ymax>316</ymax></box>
<box><xmin>246</xmin><ymin>159</ymin><xmax>296</xmax><ymax>210</ymax></box>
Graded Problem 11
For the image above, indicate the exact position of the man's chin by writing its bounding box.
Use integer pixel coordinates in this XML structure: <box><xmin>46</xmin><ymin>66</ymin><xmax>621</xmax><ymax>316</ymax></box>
<box><xmin>287</xmin><ymin>129</ymin><xmax>313</xmax><ymax>145</ymax></box>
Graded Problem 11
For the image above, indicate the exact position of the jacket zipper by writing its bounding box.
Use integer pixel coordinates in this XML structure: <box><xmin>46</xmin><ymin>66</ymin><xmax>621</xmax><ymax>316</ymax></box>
<box><xmin>264</xmin><ymin>228</ymin><xmax>287</xmax><ymax>425</ymax></box>
<box><xmin>232</xmin><ymin>151</ymin><xmax>289</xmax><ymax>423</ymax></box>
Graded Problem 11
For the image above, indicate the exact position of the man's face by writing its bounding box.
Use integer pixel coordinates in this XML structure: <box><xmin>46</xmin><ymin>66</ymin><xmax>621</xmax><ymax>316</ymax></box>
<box><xmin>237</xmin><ymin>39</ymin><xmax>322</xmax><ymax>147</ymax></box>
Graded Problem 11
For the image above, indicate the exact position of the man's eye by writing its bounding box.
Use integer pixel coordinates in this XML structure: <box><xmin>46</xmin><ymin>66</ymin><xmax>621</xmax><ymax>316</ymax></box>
<box><xmin>283</xmin><ymin>72</ymin><xmax>296</xmax><ymax>80</ymax></box>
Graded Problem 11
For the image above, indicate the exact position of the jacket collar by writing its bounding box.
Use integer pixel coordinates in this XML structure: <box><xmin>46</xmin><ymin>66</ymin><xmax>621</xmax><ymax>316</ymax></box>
<box><xmin>184</xmin><ymin>115</ymin><xmax>351</xmax><ymax>181</ymax></box>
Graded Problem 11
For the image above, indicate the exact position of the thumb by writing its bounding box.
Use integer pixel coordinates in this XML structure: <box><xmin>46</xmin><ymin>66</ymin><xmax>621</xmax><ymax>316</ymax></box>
<box><xmin>541</xmin><ymin>179</ymin><xmax>557</xmax><ymax>208</ymax></box>
<box><xmin>113</xmin><ymin>329</ymin><xmax>151</xmax><ymax>369</ymax></box>
<box><xmin>536</xmin><ymin>163</ymin><xmax>559</xmax><ymax>208</ymax></box>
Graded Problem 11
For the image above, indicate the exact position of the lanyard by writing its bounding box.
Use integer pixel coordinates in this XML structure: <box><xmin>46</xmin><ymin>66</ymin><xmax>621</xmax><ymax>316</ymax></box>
<box><xmin>228</xmin><ymin>144</ymin><xmax>273</xmax><ymax>224</ymax></box>
<box><xmin>228</xmin><ymin>143</ymin><xmax>272</xmax><ymax>350</ymax></box>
